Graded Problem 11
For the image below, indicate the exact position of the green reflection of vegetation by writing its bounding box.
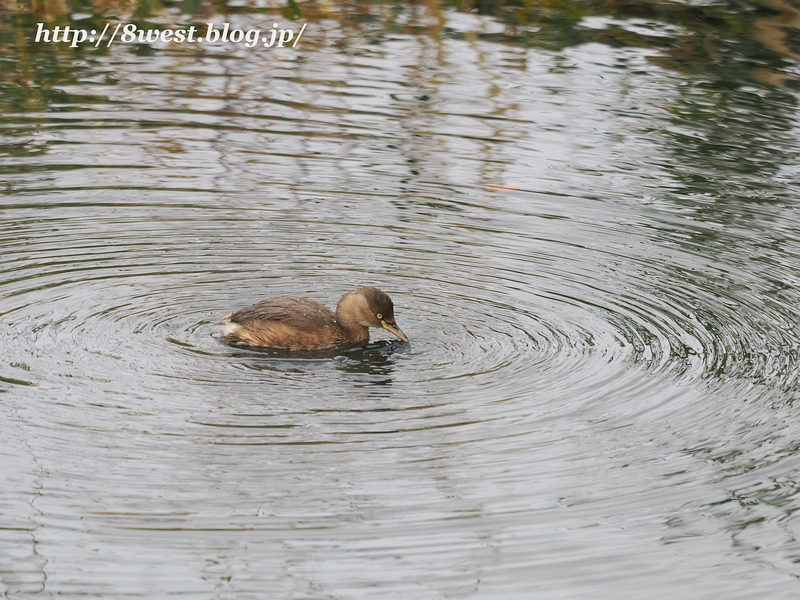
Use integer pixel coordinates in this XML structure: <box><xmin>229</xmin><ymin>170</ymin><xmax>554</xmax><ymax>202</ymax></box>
<box><xmin>0</xmin><ymin>0</ymin><xmax>795</xmax><ymax>125</ymax></box>
<box><xmin>442</xmin><ymin>0</ymin><xmax>791</xmax><ymax>78</ymax></box>
<box><xmin>132</xmin><ymin>0</ymin><xmax>164</xmax><ymax>18</ymax></box>
<box><xmin>283</xmin><ymin>0</ymin><xmax>302</xmax><ymax>21</ymax></box>
<box><xmin>1</xmin><ymin>0</ymin><xmax>799</xmax><ymax>174</ymax></box>
<box><xmin>1</xmin><ymin>0</ymin><xmax>796</xmax><ymax>72</ymax></box>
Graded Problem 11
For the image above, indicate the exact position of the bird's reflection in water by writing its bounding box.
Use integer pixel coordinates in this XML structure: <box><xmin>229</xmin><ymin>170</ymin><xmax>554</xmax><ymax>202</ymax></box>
<box><xmin>336</xmin><ymin>340</ymin><xmax>407</xmax><ymax>386</ymax></box>
<box><xmin>231</xmin><ymin>339</ymin><xmax>408</xmax><ymax>386</ymax></box>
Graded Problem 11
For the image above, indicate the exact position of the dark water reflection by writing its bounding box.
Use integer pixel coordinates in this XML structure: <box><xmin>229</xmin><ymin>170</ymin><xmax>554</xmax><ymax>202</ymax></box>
<box><xmin>3</xmin><ymin>0</ymin><xmax>800</xmax><ymax>597</ymax></box>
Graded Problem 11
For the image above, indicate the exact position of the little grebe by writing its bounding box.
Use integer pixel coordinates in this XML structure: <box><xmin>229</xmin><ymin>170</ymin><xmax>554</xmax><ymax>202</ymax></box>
<box><xmin>213</xmin><ymin>286</ymin><xmax>408</xmax><ymax>351</ymax></box>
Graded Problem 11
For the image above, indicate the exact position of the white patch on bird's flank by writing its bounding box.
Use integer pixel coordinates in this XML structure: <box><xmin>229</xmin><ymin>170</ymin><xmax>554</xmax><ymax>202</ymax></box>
<box><xmin>211</xmin><ymin>321</ymin><xmax>240</xmax><ymax>338</ymax></box>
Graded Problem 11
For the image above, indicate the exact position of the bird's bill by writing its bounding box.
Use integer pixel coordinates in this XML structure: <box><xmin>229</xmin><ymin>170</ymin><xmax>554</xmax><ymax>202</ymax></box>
<box><xmin>381</xmin><ymin>320</ymin><xmax>409</xmax><ymax>342</ymax></box>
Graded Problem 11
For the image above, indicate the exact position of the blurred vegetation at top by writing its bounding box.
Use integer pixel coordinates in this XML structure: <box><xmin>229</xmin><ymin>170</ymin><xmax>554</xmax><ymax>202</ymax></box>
<box><xmin>1</xmin><ymin>0</ymin><xmax>799</xmax><ymax>89</ymax></box>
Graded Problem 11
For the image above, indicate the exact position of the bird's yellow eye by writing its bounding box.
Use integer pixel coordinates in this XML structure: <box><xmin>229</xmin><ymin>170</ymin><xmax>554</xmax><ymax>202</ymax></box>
<box><xmin>376</xmin><ymin>313</ymin><xmax>382</xmax><ymax>319</ymax></box>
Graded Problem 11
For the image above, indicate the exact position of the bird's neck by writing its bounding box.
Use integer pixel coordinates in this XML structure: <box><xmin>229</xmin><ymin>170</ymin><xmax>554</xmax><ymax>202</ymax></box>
<box><xmin>335</xmin><ymin>308</ymin><xmax>370</xmax><ymax>343</ymax></box>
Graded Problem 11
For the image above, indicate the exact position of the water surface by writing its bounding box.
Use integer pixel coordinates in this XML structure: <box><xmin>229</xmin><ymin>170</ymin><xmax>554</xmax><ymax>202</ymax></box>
<box><xmin>3</xmin><ymin>0</ymin><xmax>800</xmax><ymax>597</ymax></box>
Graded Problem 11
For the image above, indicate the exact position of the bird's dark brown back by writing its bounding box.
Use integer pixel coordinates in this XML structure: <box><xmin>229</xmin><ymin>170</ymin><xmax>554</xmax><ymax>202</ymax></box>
<box><xmin>227</xmin><ymin>297</ymin><xmax>337</xmax><ymax>332</ymax></box>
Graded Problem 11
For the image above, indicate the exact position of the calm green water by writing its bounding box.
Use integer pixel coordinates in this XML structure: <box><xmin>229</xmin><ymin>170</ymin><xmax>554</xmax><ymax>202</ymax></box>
<box><xmin>3</xmin><ymin>0</ymin><xmax>800</xmax><ymax>597</ymax></box>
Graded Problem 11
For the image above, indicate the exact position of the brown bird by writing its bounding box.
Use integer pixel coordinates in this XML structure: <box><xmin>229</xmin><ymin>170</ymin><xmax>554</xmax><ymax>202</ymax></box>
<box><xmin>213</xmin><ymin>286</ymin><xmax>408</xmax><ymax>351</ymax></box>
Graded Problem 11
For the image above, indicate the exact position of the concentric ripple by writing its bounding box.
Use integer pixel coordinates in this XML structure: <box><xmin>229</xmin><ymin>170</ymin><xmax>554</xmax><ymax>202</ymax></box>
<box><xmin>3</xmin><ymin>5</ymin><xmax>800</xmax><ymax>597</ymax></box>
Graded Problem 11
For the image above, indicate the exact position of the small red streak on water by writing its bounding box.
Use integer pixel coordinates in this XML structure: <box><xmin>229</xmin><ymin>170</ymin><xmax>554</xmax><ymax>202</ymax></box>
<box><xmin>486</xmin><ymin>182</ymin><xmax>520</xmax><ymax>193</ymax></box>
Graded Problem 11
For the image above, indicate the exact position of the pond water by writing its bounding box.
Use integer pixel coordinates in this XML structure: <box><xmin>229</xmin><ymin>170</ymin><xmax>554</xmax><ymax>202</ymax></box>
<box><xmin>3</xmin><ymin>0</ymin><xmax>800</xmax><ymax>597</ymax></box>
